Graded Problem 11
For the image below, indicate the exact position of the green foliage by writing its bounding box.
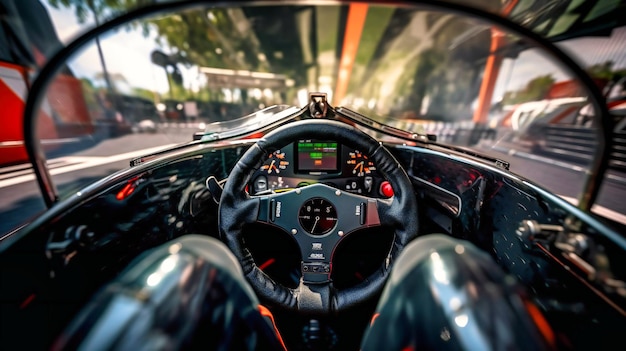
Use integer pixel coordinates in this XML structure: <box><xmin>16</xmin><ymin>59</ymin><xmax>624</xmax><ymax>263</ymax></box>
<box><xmin>79</xmin><ymin>77</ymin><xmax>100</xmax><ymax>116</ymax></box>
<box><xmin>586</xmin><ymin>60</ymin><xmax>626</xmax><ymax>84</ymax></box>
<box><xmin>346</xmin><ymin>7</ymin><xmax>395</xmax><ymax>93</ymax></box>
<box><xmin>148</xmin><ymin>10</ymin><xmax>240</xmax><ymax>69</ymax></box>
<box><xmin>587</xmin><ymin>61</ymin><xmax>615</xmax><ymax>80</ymax></box>
<box><xmin>132</xmin><ymin>87</ymin><xmax>158</xmax><ymax>102</ymax></box>
<box><xmin>316</xmin><ymin>6</ymin><xmax>340</xmax><ymax>54</ymax></box>
<box><xmin>48</xmin><ymin>1</ymin><xmax>282</xmax><ymax>99</ymax></box>
<box><xmin>503</xmin><ymin>74</ymin><xmax>555</xmax><ymax>104</ymax></box>
<box><xmin>79</xmin><ymin>78</ymin><xmax>96</xmax><ymax>102</ymax></box>
<box><xmin>47</xmin><ymin>0</ymin><xmax>153</xmax><ymax>23</ymax></box>
<box><xmin>408</xmin><ymin>48</ymin><xmax>445</xmax><ymax>116</ymax></box>
<box><xmin>355</xmin><ymin>7</ymin><xmax>394</xmax><ymax>67</ymax></box>
<box><xmin>48</xmin><ymin>0</ymin><xmax>117</xmax><ymax>23</ymax></box>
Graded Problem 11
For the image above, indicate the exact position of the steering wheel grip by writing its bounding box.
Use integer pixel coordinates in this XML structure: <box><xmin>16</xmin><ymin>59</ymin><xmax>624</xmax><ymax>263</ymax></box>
<box><xmin>219</xmin><ymin>120</ymin><xmax>419</xmax><ymax>313</ymax></box>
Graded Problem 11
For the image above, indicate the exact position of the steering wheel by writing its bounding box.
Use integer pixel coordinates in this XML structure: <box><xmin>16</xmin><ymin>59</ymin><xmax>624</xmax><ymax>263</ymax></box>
<box><xmin>219</xmin><ymin>120</ymin><xmax>418</xmax><ymax>314</ymax></box>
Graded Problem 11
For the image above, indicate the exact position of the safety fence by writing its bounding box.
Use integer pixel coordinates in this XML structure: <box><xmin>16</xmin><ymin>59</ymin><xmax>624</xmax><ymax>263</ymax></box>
<box><xmin>414</xmin><ymin>122</ymin><xmax>626</xmax><ymax>171</ymax></box>
<box><xmin>413</xmin><ymin>120</ymin><xmax>626</xmax><ymax>172</ymax></box>
<box><xmin>529</xmin><ymin>124</ymin><xmax>626</xmax><ymax>171</ymax></box>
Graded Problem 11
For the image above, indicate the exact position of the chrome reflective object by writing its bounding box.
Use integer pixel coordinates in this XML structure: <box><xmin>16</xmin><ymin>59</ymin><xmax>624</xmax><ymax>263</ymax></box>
<box><xmin>362</xmin><ymin>235</ymin><xmax>553</xmax><ymax>350</ymax></box>
<box><xmin>52</xmin><ymin>235</ymin><xmax>283</xmax><ymax>350</ymax></box>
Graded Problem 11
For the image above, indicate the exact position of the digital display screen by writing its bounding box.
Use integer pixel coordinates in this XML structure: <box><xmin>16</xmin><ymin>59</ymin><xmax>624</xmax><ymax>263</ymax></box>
<box><xmin>297</xmin><ymin>140</ymin><xmax>339</xmax><ymax>172</ymax></box>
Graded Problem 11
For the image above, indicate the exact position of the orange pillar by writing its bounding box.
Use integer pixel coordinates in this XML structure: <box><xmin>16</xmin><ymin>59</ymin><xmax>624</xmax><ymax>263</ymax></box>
<box><xmin>472</xmin><ymin>0</ymin><xmax>518</xmax><ymax>124</ymax></box>
<box><xmin>333</xmin><ymin>3</ymin><xmax>368</xmax><ymax>106</ymax></box>
<box><xmin>472</xmin><ymin>29</ymin><xmax>506</xmax><ymax>124</ymax></box>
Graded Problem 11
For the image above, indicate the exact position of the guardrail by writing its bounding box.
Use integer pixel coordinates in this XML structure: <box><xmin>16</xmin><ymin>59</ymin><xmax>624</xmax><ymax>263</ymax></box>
<box><xmin>416</xmin><ymin>120</ymin><xmax>626</xmax><ymax>172</ymax></box>
<box><xmin>528</xmin><ymin>124</ymin><xmax>626</xmax><ymax>171</ymax></box>
<box><xmin>498</xmin><ymin>124</ymin><xmax>626</xmax><ymax>171</ymax></box>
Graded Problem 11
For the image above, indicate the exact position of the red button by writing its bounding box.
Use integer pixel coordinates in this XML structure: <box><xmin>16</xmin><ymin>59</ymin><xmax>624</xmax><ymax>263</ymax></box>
<box><xmin>380</xmin><ymin>181</ymin><xmax>394</xmax><ymax>197</ymax></box>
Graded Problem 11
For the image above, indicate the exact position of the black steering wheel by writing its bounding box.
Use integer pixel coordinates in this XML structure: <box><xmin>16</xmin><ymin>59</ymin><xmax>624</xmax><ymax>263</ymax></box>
<box><xmin>219</xmin><ymin>119</ymin><xmax>418</xmax><ymax>314</ymax></box>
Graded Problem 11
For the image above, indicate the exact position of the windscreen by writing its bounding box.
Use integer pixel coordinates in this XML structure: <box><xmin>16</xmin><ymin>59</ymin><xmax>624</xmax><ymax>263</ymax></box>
<box><xmin>1</xmin><ymin>1</ymin><xmax>625</xmax><ymax>234</ymax></box>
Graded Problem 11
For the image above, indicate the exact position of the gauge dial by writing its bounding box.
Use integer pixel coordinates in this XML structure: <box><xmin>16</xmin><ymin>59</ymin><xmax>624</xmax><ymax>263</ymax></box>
<box><xmin>298</xmin><ymin>198</ymin><xmax>337</xmax><ymax>235</ymax></box>
<box><xmin>261</xmin><ymin>150</ymin><xmax>290</xmax><ymax>174</ymax></box>
<box><xmin>347</xmin><ymin>150</ymin><xmax>375</xmax><ymax>177</ymax></box>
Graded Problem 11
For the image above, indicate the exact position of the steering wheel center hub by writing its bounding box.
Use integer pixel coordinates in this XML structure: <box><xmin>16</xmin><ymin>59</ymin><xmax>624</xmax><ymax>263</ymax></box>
<box><xmin>298</xmin><ymin>198</ymin><xmax>338</xmax><ymax>235</ymax></box>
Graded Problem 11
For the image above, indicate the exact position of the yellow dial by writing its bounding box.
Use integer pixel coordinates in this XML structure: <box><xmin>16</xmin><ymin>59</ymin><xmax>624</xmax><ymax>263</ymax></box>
<box><xmin>261</xmin><ymin>150</ymin><xmax>290</xmax><ymax>174</ymax></box>
<box><xmin>347</xmin><ymin>150</ymin><xmax>375</xmax><ymax>177</ymax></box>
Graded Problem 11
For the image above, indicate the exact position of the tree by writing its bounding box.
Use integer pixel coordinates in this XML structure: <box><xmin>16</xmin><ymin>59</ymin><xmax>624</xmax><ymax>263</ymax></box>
<box><xmin>47</xmin><ymin>0</ymin><xmax>151</xmax><ymax>22</ymax></box>
<box><xmin>48</xmin><ymin>2</ymin><xmax>282</xmax><ymax>99</ymax></box>
<box><xmin>132</xmin><ymin>87</ymin><xmax>158</xmax><ymax>101</ymax></box>
<box><xmin>50</xmin><ymin>1</ymin><xmax>114</xmax><ymax>112</ymax></box>
<box><xmin>47</xmin><ymin>0</ymin><xmax>154</xmax><ymax>108</ymax></box>
<box><xmin>79</xmin><ymin>77</ymin><xmax>98</xmax><ymax>114</ymax></box>
<box><xmin>503</xmin><ymin>74</ymin><xmax>555</xmax><ymax>104</ymax></box>
<box><xmin>407</xmin><ymin>48</ymin><xmax>444</xmax><ymax>116</ymax></box>
<box><xmin>524</xmin><ymin>74</ymin><xmax>555</xmax><ymax>99</ymax></box>
<box><xmin>587</xmin><ymin>60</ymin><xmax>615</xmax><ymax>81</ymax></box>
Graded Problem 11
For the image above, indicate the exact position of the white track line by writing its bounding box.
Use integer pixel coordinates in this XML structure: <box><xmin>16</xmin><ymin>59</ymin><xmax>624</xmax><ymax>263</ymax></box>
<box><xmin>0</xmin><ymin>144</ymin><xmax>176</xmax><ymax>189</ymax></box>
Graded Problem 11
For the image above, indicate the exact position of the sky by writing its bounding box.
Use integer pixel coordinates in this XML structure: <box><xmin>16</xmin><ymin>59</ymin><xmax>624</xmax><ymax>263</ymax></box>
<box><xmin>498</xmin><ymin>26</ymin><xmax>626</xmax><ymax>96</ymax></box>
<box><xmin>41</xmin><ymin>1</ymin><xmax>175</xmax><ymax>95</ymax></box>
<box><xmin>559</xmin><ymin>26</ymin><xmax>626</xmax><ymax>69</ymax></box>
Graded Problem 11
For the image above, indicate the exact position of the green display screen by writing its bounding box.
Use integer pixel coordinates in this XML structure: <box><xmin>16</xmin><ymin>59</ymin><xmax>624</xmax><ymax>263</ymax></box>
<box><xmin>297</xmin><ymin>140</ymin><xmax>338</xmax><ymax>172</ymax></box>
